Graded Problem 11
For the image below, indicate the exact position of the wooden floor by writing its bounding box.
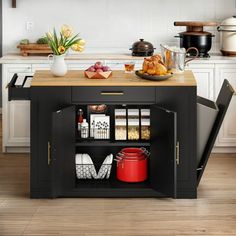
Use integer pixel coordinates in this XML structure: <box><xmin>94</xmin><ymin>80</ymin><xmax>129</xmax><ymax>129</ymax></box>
<box><xmin>0</xmin><ymin>126</ymin><xmax>236</xmax><ymax>235</ymax></box>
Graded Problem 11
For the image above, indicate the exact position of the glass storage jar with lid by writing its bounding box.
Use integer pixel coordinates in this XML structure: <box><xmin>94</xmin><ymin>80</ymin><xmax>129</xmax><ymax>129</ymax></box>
<box><xmin>128</xmin><ymin>109</ymin><xmax>140</xmax><ymax>140</ymax></box>
<box><xmin>141</xmin><ymin>109</ymin><xmax>150</xmax><ymax>140</ymax></box>
<box><xmin>115</xmin><ymin>109</ymin><xmax>127</xmax><ymax>140</ymax></box>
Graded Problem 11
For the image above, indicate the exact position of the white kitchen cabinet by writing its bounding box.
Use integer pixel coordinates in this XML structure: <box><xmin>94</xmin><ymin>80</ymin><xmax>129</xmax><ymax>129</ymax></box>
<box><xmin>32</xmin><ymin>64</ymin><xmax>50</xmax><ymax>71</ymax></box>
<box><xmin>187</xmin><ymin>64</ymin><xmax>215</xmax><ymax>100</ymax></box>
<box><xmin>214</xmin><ymin>64</ymin><xmax>236</xmax><ymax>149</ymax></box>
<box><xmin>2</xmin><ymin>64</ymin><xmax>33</xmax><ymax>152</ymax></box>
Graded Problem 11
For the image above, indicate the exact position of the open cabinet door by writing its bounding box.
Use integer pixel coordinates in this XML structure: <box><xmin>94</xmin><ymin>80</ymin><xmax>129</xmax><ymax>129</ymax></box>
<box><xmin>150</xmin><ymin>105</ymin><xmax>177</xmax><ymax>198</ymax></box>
<box><xmin>51</xmin><ymin>106</ymin><xmax>76</xmax><ymax>198</ymax></box>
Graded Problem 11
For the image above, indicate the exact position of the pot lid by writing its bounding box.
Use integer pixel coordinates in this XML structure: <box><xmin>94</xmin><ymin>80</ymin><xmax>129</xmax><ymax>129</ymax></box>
<box><xmin>179</xmin><ymin>31</ymin><xmax>213</xmax><ymax>36</ymax></box>
<box><xmin>131</xmin><ymin>39</ymin><xmax>154</xmax><ymax>52</ymax></box>
<box><xmin>174</xmin><ymin>21</ymin><xmax>217</xmax><ymax>34</ymax></box>
<box><xmin>174</xmin><ymin>21</ymin><xmax>217</xmax><ymax>27</ymax></box>
<box><xmin>220</xmin><ymin>16</ymin><xmax>236</xmax><ymax>26</ymax></box>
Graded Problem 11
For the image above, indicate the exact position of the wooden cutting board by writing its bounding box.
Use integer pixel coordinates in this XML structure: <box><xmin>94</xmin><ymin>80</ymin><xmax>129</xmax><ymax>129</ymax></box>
<box><xmin>17</xmin><ymin>43</ymin><xmax>52</xmax><ymax>56</ymax></box>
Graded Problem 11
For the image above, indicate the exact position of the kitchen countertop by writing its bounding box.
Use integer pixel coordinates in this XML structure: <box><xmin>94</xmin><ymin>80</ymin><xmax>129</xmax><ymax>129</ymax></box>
<box><xmin>2</xmin><ymin>53</ymin><xmax>236</xmax><ymax>64</ymax></box>
<box><xmin>32</xmin><ymin>70</ymin><xmax>196</xmax><ymax>87</ymax></box>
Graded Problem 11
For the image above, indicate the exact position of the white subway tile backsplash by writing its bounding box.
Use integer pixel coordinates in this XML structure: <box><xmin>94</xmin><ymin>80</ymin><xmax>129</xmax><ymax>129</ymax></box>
<box><xmin>2</xmin><ymin>0</ymin><xmax>235</xmax><ymax>54</ymax></box>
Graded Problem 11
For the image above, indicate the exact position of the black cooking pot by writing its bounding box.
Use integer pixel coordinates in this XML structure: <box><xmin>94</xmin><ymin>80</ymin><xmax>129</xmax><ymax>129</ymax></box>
<box><xmin>130</xmin><ymin>39</ymin><xmax>155</xmax><ymax>57</ymax></box>
<box><xmin>175</xmin><ymin>33</ymin><xmax>214</xmax><ymax>57</ymax></box>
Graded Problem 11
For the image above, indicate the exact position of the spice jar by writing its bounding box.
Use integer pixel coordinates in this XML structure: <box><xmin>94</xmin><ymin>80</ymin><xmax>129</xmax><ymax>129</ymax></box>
<box><xmin>141</xmin><ymin>109</ymin><xmax>150</xmax><ymax>140</ymax></box>
<box><xmin>115</xmin><ymin>109</ymin><xmax>127</xmax><ymax>140</ymax></box>
<box><xmin>128</xmin><ymin>109</ymin><xmax>140</xmax><ymax>140</ymax></box>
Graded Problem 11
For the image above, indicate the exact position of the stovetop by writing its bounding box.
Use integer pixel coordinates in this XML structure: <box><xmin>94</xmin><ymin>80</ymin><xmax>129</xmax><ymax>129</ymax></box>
<box><xmin>187</xmin><ymin>52</ymin><xmax>210</xmax><ymax>58</ymax></box>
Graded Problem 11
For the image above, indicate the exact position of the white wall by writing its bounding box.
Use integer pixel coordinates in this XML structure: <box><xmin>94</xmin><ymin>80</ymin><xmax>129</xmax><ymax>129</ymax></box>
<box><xmin>2</xmin><ymin>0</ymin><xmax>236</xmax><ymax>54</ymax></box>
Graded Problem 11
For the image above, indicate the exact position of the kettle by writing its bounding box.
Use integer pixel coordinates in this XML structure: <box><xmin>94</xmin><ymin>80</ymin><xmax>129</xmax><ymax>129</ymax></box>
<box><xmin>160</xmin><ymin>44</ymin><xmax>199</xmax><ymax>73</ymax></box>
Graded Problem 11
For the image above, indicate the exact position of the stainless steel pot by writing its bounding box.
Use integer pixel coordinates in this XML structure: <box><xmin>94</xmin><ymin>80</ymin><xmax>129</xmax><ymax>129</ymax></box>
<box><xmin>160</xmin><ymin>44</ymin><xmax>199</xmax><ymax>73</ymax></box>
<box><xmin>217</xmin><ymin>16</ymin><xmax>236</xmax><ymax>56</ymax></box>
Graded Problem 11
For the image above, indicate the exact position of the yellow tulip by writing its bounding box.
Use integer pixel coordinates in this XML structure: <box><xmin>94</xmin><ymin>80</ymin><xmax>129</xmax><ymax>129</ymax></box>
<box><xmin>77</xmin><ymin>45</ymin><xmax>84</xmax><ymax>52</ymax></box>
<box><xmin>71</xmin><ymin>44</ymin><xmax>84</xmax><ymax>52</ymax></box>
<box><xmin>78</xmin><ymin>39</ymin><xmax>86</xmax><ymax>46</ymax></box>
<box><xmin>61</xmin><ymin>25</ymin><xmax>73</xmax><ymax>38</ymax></box>
<box><xmin>46</xmin><ymin>32</ymin><xmax>53</xmax><ymax>39</ymax></box>
<box><xmin>58</xmin><ymin>46</ymin><xmax>66</xmax><ymax>54</ymax></box>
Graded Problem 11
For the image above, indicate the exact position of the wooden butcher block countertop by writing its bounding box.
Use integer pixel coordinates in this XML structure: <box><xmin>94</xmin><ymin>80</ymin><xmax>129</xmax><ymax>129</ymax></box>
<box><xmin>31</xmin><ymin>70</ymin><xmax>196</xmax><ymax>87</ymax></box>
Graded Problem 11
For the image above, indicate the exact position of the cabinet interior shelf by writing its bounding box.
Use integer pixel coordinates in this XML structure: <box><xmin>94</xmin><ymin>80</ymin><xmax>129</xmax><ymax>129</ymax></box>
<box><xmin>76</xmin><ymin>140</ymin><xmax>150</xmax><ymax>147</ymax></box>
<box><xmin>76</xmin><ymin>179</ymin><xmax>151</xmax><ymax>189</ymax></box>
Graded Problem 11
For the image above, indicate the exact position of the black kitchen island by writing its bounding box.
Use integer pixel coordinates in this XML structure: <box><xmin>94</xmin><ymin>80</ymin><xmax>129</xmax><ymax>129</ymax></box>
<box><xmin>9</xmin><ymin>70</ymin><xmax>197</xmax><ymax>199</ymax></box>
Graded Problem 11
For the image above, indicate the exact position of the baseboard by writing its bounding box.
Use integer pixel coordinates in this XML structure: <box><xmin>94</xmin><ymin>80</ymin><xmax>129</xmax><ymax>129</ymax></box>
<box><xmin>212</xmin><ymin>147</ymin><xmax>236</xmax><ymax>154</ymax></box>
<box><xmin>4</xmin><ymin>146</ymin><xmax>30</xmax><ymax>153</ymax></box>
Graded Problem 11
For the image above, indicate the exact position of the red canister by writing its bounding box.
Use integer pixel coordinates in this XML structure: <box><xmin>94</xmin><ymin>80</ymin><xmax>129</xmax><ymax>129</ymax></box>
<box><xmin>116</xmin><ymin>147</ymin><xmax>149</xmax><ymax>183</ymax></box>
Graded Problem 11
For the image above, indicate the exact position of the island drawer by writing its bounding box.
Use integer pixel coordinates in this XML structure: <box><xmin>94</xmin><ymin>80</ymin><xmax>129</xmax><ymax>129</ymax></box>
<box><xmin>72</xmin><ymin>87</ymin><xmax>156</xmax><ymax>103</ymax></box>
<box><xmin>8</xmin><ymin>74</ymin><xmax>32</xmax><ymax>101</ymax></box>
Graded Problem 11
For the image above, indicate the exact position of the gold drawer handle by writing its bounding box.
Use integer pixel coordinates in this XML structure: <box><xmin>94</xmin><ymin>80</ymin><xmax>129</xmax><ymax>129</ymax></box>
<box><xmin>100</xmin><ymin>92</ymin><xmax>124</xmax><ymax>96</ymax></box>
<box><xmin>176</xmin><ymin>142</ymin><xmax>180</xmax><ymax>165</ymax></box>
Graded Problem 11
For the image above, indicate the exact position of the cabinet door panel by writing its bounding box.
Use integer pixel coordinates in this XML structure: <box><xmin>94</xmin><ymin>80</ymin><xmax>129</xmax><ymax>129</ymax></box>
<box><xmin>187</xmin><ymin>66</ymin><xmax>214</xmax><ymax>99</ymax></box>
<box><xmin>150</xmin><ymin>105</ymin><xmax>177</xmax><ymax>198</ymax></box>
<box><xmin>215</xmin><ymin>67</ymin><xmax>236</xmax><ymax>147</ymax></box>
<box><xmin>51</xmin><ymin>106</ymin><xmax>76</xmax><ymax>197</ymax></box>
<box><xmin>8</xmin><ymin>101</ymin><xmax>30</xmax><ymax>146</ymax></box>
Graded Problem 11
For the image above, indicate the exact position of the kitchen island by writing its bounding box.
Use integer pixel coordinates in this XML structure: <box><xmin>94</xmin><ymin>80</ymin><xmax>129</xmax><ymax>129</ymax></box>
<box><xmin>9</xmin><ymin>70</ymin><xmax>197</xmax><ymax>199</ymax></box>
<box><xmin>1</xmin><ymin>53</ymin><xmax>236</xmax><ymax>153</ymax></box>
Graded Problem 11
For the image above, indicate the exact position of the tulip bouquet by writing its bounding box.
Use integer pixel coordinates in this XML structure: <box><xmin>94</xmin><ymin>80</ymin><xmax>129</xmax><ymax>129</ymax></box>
<box><xmin>46</xmin><ymin>25</ymin><xmax>85</xmax><ymax>55</ymax></box>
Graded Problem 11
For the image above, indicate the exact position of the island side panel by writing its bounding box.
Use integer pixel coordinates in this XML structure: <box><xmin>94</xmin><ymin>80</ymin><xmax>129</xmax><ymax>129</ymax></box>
<box><xmin>30</xmin><ymin>87</ymin><xmax>71</xmax><ymax>198</ymax></box>
<box><xmin>156</xmin><ymin>86</ymin><xmax>197</xmax><ymax>198</ymax></box>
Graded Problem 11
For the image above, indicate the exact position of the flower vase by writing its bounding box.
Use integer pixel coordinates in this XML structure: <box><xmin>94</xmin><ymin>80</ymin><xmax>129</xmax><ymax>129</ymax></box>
<box><xmin>48</xmin><ymin>54</ymin><xmax>68</xmax><ymax>77</ymax></box>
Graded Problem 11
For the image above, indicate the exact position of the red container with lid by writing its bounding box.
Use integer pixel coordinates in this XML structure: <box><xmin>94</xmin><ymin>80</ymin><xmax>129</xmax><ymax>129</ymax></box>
<box><xmin>116</xmin><ymin>147</ymin><xmax>149</xmax><ymax>183</ymax></box>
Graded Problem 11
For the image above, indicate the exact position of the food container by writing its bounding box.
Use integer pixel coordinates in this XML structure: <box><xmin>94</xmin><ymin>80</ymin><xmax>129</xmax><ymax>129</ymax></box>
<box><xmin>174</xmin><ymin>21</ymin><xmax>217</xmax><ymax>57</ymax></box>
<box><xmin>115</xmin><ymin>147</ymin><xmax>149</xmax><ymax>183</ymax></box>
<box><xmin>217</xmin><ymin>16</ymin><xmax>236</xmax><ymax>56</ymax></box>
<box><xmin>129</xmin><ymin>39</ymin><xmax>156</xmax><ymax>57</ymax></box>
<box><xmin>160</xmin><ymin>44</ymin><xmax>198</xmax><ymax>73</ymax></box>
<box><xmin>115</xmin><ymin>109</ymin><xmax>127</xmax><ymax>140</ymax></box>
<box><xmin>127</xmin><ymin>109</ymin><xmax>140</xmax><ymax>140</ymax></box>
<box><xmin>197</xmin><ymin>96</ymin><xmax>219</xmax><ymax>166</ymax></box>
<box><xmin>84</xmin><ymin>71</ymin><xmax>112</xmax><ymax>79</ymax></box>
<box><xmin>141</xmin><ymin>109</ymin><xmax>150</xmax><ymax>140</ymax></box>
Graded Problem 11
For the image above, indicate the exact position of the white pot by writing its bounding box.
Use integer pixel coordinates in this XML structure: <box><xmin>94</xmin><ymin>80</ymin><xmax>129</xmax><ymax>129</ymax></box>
<box><xmin>218</xmin><ymin>16</ymin><xmax>236</xmax><ymax>54</ymax></box>
<box><xmin>48</xmin><ymin>54</ymin><xmax>68</xmax><ymax>76</ymax></box>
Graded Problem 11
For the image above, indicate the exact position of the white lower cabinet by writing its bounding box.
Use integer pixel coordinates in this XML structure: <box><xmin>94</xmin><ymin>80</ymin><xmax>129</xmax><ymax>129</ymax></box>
<box><xmin>214</xmin><ymin>64</ymin><xmax>236</xmax><ymax>148</ymax></box>
<box><xmin>187</xmin><ymin>64</ymin><xmax>215</xmax><ymax>99</ymax></box>
<box><xmin>2</xmin><ymin>64</ymin><xmax>32</xmax><ymax>152</ymax></box>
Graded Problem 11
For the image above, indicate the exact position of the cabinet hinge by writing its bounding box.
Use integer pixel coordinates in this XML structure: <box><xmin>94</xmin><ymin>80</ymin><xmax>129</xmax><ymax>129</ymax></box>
<box><xmin>176</xmin><ymin>141</ymin><xmax>180</xmax><ymax>165</ymax></box>
<box><xmin>48</xmin><ymin>142</ymin><xmax>51</xmax><ymax>165</ymax></box>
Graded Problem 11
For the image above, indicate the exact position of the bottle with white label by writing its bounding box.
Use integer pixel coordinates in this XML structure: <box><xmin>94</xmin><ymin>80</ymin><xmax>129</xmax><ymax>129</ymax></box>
<box><xmin>81</xmin><ymin>119</ymin><xmax>89</xmax><ymax>139</ymax></box>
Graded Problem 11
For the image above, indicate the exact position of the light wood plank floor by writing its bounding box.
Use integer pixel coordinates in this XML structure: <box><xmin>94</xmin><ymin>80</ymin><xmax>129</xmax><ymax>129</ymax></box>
<box><xmin>0</xmin><ymin>122</ymin><xmax>236</xmax><ymax>235</ymax></box>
